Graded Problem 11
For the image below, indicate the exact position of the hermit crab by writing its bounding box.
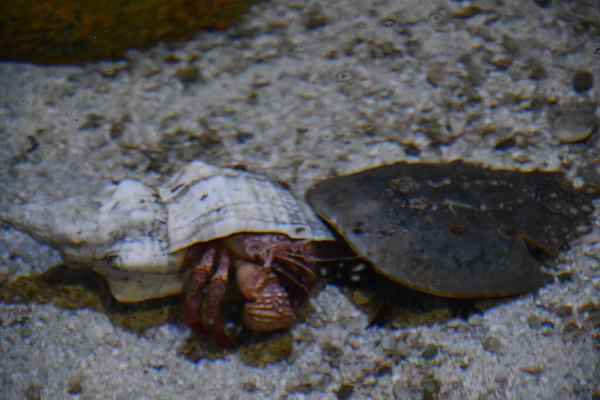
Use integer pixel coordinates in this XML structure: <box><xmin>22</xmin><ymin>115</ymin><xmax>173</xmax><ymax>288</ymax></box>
<box><xmin>306</xmin><ymin>160</ymin><xmax>597</xmax><ymax>299</ymax></box>
<box><xmin>1</xmin><ymin>161</ymin><xmax>335</xmax><ymax>346</ymax></box>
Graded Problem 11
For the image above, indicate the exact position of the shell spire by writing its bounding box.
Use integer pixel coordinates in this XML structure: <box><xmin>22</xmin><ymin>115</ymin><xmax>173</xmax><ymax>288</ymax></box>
<box><xmin>1</xmin><ymin>196</ymin><xmax>104</xmax><ymax>264</ymax></box>
<box><xmin>1</xmin><ymin>179</ymin><xmax>172</xmax><ymax>273</ymax></box>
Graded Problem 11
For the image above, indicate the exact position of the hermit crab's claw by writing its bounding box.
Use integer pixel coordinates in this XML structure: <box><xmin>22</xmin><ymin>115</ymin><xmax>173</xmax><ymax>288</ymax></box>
<box><xmin>235</xmin><ymin>259</ymin><xmax>296</xmax><ymax>332</ymax></box>
<box><xmin>224</xmin><ymin>233</ymin><xmax>319</xmax><ymax>297</ymax></box>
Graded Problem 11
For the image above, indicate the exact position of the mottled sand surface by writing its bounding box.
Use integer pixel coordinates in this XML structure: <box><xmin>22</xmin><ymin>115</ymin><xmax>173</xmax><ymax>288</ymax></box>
<box><xmin>1</xmin><ymin>0</ymin><xmax>599</xmax><ymax>399</ymax></box>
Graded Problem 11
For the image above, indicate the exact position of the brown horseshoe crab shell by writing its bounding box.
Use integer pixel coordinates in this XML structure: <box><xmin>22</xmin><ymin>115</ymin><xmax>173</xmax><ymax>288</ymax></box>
<box><xmin>306</xmin><ymin>160</ymin><xmax>597</xmax><ymax>298</ymax></box>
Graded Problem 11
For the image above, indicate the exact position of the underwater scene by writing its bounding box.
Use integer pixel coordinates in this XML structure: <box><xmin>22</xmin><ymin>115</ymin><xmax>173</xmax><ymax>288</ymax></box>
<box><xmin>0</xmin><ymin>0</ymin><xmax>599</xmax><ymax>399</ymax></box>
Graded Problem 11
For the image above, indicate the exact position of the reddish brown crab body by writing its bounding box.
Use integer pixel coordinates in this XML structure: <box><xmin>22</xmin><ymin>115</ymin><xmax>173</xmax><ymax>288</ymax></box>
<box><xmin>183</xmin><ymin>233</ymin><xmax>319</xmax><ymax>346</ymax></box>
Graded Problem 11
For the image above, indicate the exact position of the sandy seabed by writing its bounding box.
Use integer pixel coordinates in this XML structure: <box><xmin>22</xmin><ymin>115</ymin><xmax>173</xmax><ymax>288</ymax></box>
<box><xmin>1</xmin><ymin>0</ymin><xmax>599</xmax><ymax>399</ymax></box>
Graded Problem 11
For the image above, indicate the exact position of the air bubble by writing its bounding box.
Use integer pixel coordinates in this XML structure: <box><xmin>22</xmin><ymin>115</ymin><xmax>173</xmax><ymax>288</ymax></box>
<box><xmin>584</xmin><ymin>39</ymin><xmax>600</xmax><ymax>63</ymax></box>
<box><xmin>568</xmin><ymin>207</ymin><xmax>579</xmax><ymax>216</ymax></box>
<box><xmin>576</xmin><ymin>225</ymin><xmax>593</xmax><ymax>235</ymax></box>
<box><xmin>320</xmin><ymin>131</ymin><xmax>334</xmax><ymax>141</ymax></box>
<box><xmin>550</xmin><ymin>202</ymin><xmax>563</xmax><ymax>210</ymax></box>
<box><xmin>335</xmin><ymin>70</ymin><xmax>354</xmax><ymax>83</ymax></box>
<box><xmin>430</xmin><ymin>13</ymin><xmax>444</xmax><ymax>26</ymax></box>
<box><xmin>69</xmin><ymin>162</ymin><xmax>81</xmax><ymax>173</ymax></box>
<box><xmin>351</xmin><ymin>263</ymin><xmax>367</xmax><ymax>272</ymax></box>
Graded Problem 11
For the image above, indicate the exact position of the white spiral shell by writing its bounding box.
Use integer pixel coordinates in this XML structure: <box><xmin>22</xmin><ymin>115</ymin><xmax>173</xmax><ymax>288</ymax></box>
<box><xmin>1</xmin><ymin>161</ymin><xmax>334</xmax><ymax>302</ymax></box>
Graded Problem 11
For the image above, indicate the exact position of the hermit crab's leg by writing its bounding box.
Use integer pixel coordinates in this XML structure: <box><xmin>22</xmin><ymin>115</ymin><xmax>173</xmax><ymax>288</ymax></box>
<box><xmin>270</xmin><ymin>261</ymin><xmax>312</xmax><ymax>293</ymax></box>
<box><xmin>241</xmin><ymin>236</ymin><xmax>320</xmax><ymax>283</ymax></box>
<box><xmin>273</xmin><ymin>253</ymin><xmax>318</xmax><ymax>282</ymax></box>
<box><xmin>202</xmin><ymin>251</ymin><xmax>235</xmax><ymax>347</ymax></box>
<box><xmin>235</xmin><ymin>259</ymin><xmax>296</xmax><ymax>332</ymax></box>
<box><xmin>271</xmin><ymin>253</ymin><xmax>320</xmax><ymax>296</ymax></box>
<box><xmin>184</xmin><ymin>246</ymin><xmax>217</xmax><ymax>333</ymax></box>
<box><xmin>273</xmin><ymin>251</ymin><xmax>317</xmax><ymax>276</ymax></box>
<box><xmin>271</xmin><ymin>261</ymin><xmax>317</xmax><ymax>304</ymax></box>
<box><xmin>273</xmin><ymin>241</ymin><xmax>321</xmax><ymax>292</ymax></box>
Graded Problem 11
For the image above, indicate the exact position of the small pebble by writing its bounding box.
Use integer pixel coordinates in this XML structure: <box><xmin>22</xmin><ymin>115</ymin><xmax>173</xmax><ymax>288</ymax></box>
<box><xmin>393</xmin><ymin>342</ymin><xmax>412</xmax><ymax>360</ymax></box>
<box><xmin>529</xmin><ymin>65</ymin><xmax>547</xmax><ymax>80</ymax></box>
<box><xmin>490</xmin><ymin>55</ymin><xmax>513</xmax><ymax>70</ymax></box>
<box><xmin>67</xmin><ymin>374</ymin><xmax>83</xmax><ymax>395</ymax></box>
<box><xmin>422</xmin><ymin>375</ymin><xmax>440</xmax><ymax>395</ymax></box>
<box><xmin>287</xmin><ymin>382</ymin><xmax>312</xmax><ymax>394</ymax></box>
<box><xmin>174</xmin><ymin>67</ymin><xmax>200</xmax><ymax>87</ymax></box>
<box><xmin>482</xmin><ymin>336</ymin><xmax>502</xmax><ymax>354</ymax></box>
<box><xmin>452</xmin><ymin>5</ymin><xmax>482</xmax><ymax>19</ymax></box>
<box><xmin>572</xmin><ymin>71</ymin><xmax>594</xmax><ymax>92</ymax></box>
<box><xmin>494</xmin><ymin>137</ymin><xmax>517</xmax><ymax>150</ymax></box>
<box><xmin>242</xmin><ymin>380</ymin><xmax>258</xmax><ymax>393</ymax></box>
<box><xmin>527</xmin><ymin>314</ymin><xmax>543</xmax><ymax>329</ymax></box>
<box><xmin>24</xmin><ymin>385</ymin><xmax>41</xmax><ymax>400</ymax></box>
<box><xmin>550</xmin><ymin>104</ymin><xmax>598</xmax><ymax>143</ymax></box>
<box><xmin>335</xmin><ymin>382</ymin><xmax>354</xmax><ymax>400</ymax></box>
<box><xmin>520</xmin><ymin>364</ymin><xmax>544</xmax><ymax>375</ymax></box>
<box><xmin>322</xmin><ymin>342</ymin><xmax>343</xmax><ymax>359</ymax></box>
<box><xmin>556</xmin><ymin>271</ymin><xmax>574</xmax><ymax>282</ymax></box>
<box><xmin>20</xmin><ymin>325</ymin><xmax>32</xmax><ymax>339</ymax></box>
<box><xmin>541</xmin><ymin>320</ymin><xmax>556</xmax><ymax>330</ymax></box>
<box><xmin>392</xmin><ymin>381</ymin><xmax>413</xmax><ymax>400</ymax></box>
<box><xmin>553</xmin><ymin>305</ymin><xmax>573</xmax><ymax>317</ymax></box>
<box><xmin>579</xmin><ymin>301</ymin><xmax>600</xmax><ymax>313</ymax></box>
<box><xmin>350</xmin><ymin>291</ymin><xmax>372</xmax><ymax>306</ymax></box>
<box><xmin>239</xmin><ymin>332</ymin><xmax>294</xmax><ymax>366</ymax></box>
<box><xmin>563</xmin><ymin>320</ymin><xmax>581</xmax><ymax>334</ymax></box>
<box><xmin>421</xmin><ymin>344</ymin><xmax>439</xmax><ymax>359</ymax></box>
<box><xmin>494</xmin><ymin>369</ymin><xmax>509</xmax><ymax>383</ymax></box>
<box><xmin>404</xmin><ymin>143</ymin><xmax>421</xmax><ymax>156</ymax></box>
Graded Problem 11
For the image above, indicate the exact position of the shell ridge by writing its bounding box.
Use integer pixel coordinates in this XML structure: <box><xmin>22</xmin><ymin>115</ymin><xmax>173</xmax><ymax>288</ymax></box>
<box><xmin>162</xmin><ymin>162</ymin><xmax>334</xmax><ymax>251</ymax></box>
<box><xmin>94</xmin><ymin>179</ymin><xmax>173</xmax><ymax>273</ymax></box>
